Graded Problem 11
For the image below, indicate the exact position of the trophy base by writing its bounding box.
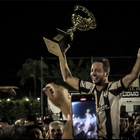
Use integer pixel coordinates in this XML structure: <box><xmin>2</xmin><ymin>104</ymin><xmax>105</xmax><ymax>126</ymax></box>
<box><xmin>43</xmin><ymin>28</ymin><xmax>71</xmax><ymax>57</ymax></box>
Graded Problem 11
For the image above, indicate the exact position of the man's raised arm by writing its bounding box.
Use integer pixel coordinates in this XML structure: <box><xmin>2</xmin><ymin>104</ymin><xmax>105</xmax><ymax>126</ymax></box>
<box><xmin>122</xmin><ymin>48</ymin><xmax>140</xmax><ymax>88</ymax></box>
<box><xmin>59</xmin><ymin>44</ymin><xmax>79</xmax><ymax>90</ymax></box>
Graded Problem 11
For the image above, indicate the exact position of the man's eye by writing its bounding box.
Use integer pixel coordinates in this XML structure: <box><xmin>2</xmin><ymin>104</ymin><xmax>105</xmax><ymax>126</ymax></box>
<box><xmin>57</xmin><ymin>129</ymin><xmax>61</xmax><ymax>133</ymax></box>
<box><xmin>51</xmin><ymin>129</ymin><xmax>55</xmax><ymax>133</ymax></box>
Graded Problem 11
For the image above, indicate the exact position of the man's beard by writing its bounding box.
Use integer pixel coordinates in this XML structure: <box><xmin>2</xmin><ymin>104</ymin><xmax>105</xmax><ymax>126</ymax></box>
<box><xmin>53</xmin><ymin>133</ymin><xmax>62</xmax><ymax>139</ymax></box>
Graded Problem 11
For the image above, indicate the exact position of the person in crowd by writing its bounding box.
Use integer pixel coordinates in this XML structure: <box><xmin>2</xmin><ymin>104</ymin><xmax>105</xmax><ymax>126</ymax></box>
<box><xmin>0</xmin><ymin>117</ymin><xmax>10</xmax><ymax>127</ymax></box>
<box><xmin>43</xmin><ymin>83</ymin><xmax>104</xmax><ymax>139</ymax></box>
<box><xmin>74</xmin><ymin>122</ymin><xmax>86</xmax><ymax>139</ymax></box>
<box><xmin>24</xmin><ymin>115</ymin><xmax>37</xmax><ymax>126</ymax></box>
<box><xmin>15</xmin><ymin>118</ymin><xmax>26</xmax><ymax>126</ymax></box>
<box><xmin>27</xmin><ymin>127</ymin><xmax>44</xmax><ymax>139</ymax></box>
<box><xmin>43</xmin><ymin>116</ymin><xmax>50</xmax><ymax>133</ymax></box>
<box><xmin>45</xmin><ymin>121</ymin><xmax>64</xmax><ymax>139</ymax></box>
<box><xmin>128</xmin><ymin>115</ymin><xmax>135</xmax><ymax>137</ymax></box>
<box><xmin>84</xmin><ymin>109</ymin><xmax>93</xmax><ymax>134</ymax></box>
<box><xmin>134</xmin><ymin>114</ymin><xmax>140</xmax><ymax>139</ymax></box>
<box><xmin>58</xmin><ymin>44</ymin><xmax>140</xmax><ymax>139</ymax></box>
<box><xmin>120</xmin><ymin>111</ymin><xmax>135</xmax><ymax>139</ymax></box>
<box><xmin>0</xmin><ymin>119</ymin><xmax>46</xmax><ymax>139</ymax></box>
<box><xmin>59</xmin><ymin>111</ymin><xmax>63</xmax><ymax>120</ymax></box>
<box><xmin>0</xmin><ymin>123</ymin><xmax>27</xmax><ymax>139</ymax></box>
<box><xmin>26</xmin><ymin>124</ymin><xmax>46</xmax><ymax>139</ymax></box>
<box><xmin>45</xmin><ymin>108</ymin><xmax>54</xmax><ymax>122</ymax></box>
<box><xmin>73</xmin><ymin>122</ymin><xmax>82</xmax><ymax>136</ymax></box>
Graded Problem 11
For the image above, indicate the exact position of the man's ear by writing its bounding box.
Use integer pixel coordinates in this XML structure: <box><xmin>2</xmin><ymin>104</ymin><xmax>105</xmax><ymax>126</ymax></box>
<box><xmin>105</xmin><ymin>72</ymin><xmax>109</xmax><ymax>77</ymax></box>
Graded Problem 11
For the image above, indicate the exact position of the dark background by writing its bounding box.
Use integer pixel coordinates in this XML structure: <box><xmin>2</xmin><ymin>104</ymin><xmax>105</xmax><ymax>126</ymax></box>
<box><xmin>0</xmin><ymin>1</ymin><xmax>140</xmax><ymax>87</ymax></box>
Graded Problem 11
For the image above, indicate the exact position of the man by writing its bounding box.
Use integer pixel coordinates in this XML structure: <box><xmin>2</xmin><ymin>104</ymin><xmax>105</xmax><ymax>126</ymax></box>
<box><xmin>27</xmin><ymin>125</ymin><xmax>45</xmax><ymax>139</ymax></box>
<box><xmin>128</xmin><ymin>115</ymin><xmax>135</xmax><ymax>137</ymax></box>
<box><xmin>58</xmin><ymin>44</ymin><xmax>140</xmax><ymax>139</ymax></box>
<box><xmin>45</xmin><ymin>121</ymin><xmax>64</xmax><ymax>139</ymax></box>
<box><xmin>120</xmin><ymin>111</ymin><xmax>135</xmax><ymax>139</ymax></box>
<box><xmin>14</xmin><ymin>118</ymin><xmax>26</xmax><ymax>126</ymax></box>
<box><xmin>134</xmin><ymin>114</ymin><xmax>140</xmax><ymax>139</ymax></box>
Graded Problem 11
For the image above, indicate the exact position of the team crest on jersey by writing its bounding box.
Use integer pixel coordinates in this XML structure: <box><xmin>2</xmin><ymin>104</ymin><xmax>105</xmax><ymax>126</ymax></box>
<box><xmin>96</xmin><ymin>104</ymin><xmax>110</xmax><ymax>113</ymax></box>
<box><xmin>103</xmin><ymin>91</ymin><xmax>108</xmax><ymax>98</ymax></box>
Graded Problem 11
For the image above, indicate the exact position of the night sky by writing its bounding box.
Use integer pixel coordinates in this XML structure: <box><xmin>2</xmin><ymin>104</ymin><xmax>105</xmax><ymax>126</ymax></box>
<box><xmin>0</xmin><ymin>1</ymin><xmax>140</xmax><ymax>87</ymax></box>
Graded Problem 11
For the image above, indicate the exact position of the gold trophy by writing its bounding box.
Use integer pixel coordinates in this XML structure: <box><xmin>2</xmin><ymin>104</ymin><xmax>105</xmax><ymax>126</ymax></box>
<box><xmin>43</xmin><ymin>5</ymin><xmax>97</xmax><ymax>57</ymax></box>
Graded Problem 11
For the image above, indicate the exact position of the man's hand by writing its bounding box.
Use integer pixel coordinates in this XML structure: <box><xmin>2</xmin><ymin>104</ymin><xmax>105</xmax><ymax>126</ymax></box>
<box><xmin>0</xmin><ymin>86</ymin><xmax>18</xmax><ymax>95</ymax></box>
<box><xmin>43</xmin><ymin>83</ymin><xmax>71</xmax><ymax>117</ymax></box>
<box><xmin>43</xmin><ymin>83</ymin><xmax>70</xmax><ymax>108</ymax></box>
<box><xmin>137</xmin><ymin>48</ymin><xmax>140</xmax><ymax>58</ymax></box>
<box><xmin>64</xmin><ymin>44</ymin><xmax>71</xmax><ymax>54</ymax></box>
<box><xmin>98</xmin><ymin>124</ymin><xmax>104</xmax><ymax>139</ymax></box>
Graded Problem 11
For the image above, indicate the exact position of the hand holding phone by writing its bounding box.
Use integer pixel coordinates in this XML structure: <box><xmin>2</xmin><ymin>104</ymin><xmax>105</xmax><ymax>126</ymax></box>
<box><xmin>71</xmin><ymin>94</ymin><xmax>98</xmax><ymax>139</ymax></box>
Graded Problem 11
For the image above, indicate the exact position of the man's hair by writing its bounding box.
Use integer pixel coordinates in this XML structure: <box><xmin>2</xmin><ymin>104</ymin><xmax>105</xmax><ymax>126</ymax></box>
<box><xmin>91</xmin><ymin>57</ymin><xmax>110</xmax><ymax>73</ymax></box>
<box><xmin>129</xmin><ymin>116</ymin><xmax>134</xmax><ymax>123</ymax></box>
<box><xmin>120</xmin><ymin>111</ymin><xmax>129</xmax><ymax>118</ymax></box>
<box><xmin>49</xmin><ymin>121</ymin><xmax>64</xmax><ymax>130</ymax></box>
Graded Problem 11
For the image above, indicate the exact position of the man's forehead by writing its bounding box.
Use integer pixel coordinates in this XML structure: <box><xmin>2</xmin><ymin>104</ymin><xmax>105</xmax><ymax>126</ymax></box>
<box><xmin>51</xmin><ymin>124</ymin><xmax>62</xmax><ymax>129</ymax></box>
<box><xmin>120</xmin><ymin>117</ymin><xmax>129</xmax><ymax>120</ymax></box>
<box><xmin>136</xmin><ymin>116</ymin><xmax>140</xmax><ymax>120</ymax></box>
<box><xmin>91</xmin><ymin>62</ymin><xmax>103</xmax><ymax>68</ymax></box>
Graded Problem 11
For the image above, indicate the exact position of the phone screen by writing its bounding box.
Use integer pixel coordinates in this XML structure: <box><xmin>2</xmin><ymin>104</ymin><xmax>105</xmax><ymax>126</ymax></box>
<box><xmin>71</xmin><ymin>94</ymin><xmax>98</xmax><ymax>139</ymax></box>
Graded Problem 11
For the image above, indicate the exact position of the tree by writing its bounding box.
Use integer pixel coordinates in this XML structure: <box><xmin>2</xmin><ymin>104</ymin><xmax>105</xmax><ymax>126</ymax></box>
<box><xmin>17</xmin><ymin>57</ymin><xmax>91</xmax><ymax>98</ymax></box>
<box><xmin>42</xmin><ymin>57</ymin><xmax>91</xmax><ymax>91</ymax></box>
<box><xmin>17</xmin><ymin>58</ymin><xmax>49</xmax><ymax>98</ymax></box>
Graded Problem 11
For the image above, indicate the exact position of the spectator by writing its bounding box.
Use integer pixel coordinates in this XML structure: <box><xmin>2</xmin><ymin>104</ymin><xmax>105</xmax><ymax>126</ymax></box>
<box><xmin>15</xmin><ymin>118</ymin><xmax>26</xmax><ymax>126</ymax></box>
<box><xmin>128</xmin><ymin>115</ymin><xmax>135</xmax><ymax>137</ymax></box>
<box><xmin>120</xmin><ymin>111</ymin><xmax>135</xmax><ymax>139</ymax></box>
<box><xmin>0</xmin><ymin>117</ymin><xmax>10</xmax><ymax>127</ymax></box>
<box><xmin>45</xmin><ymin>121</ymin><xmax>64</xmax><ymax>139</ymax></box>
<box><xmin>0</xmin><ymin>124</ymin><xmax>27</xmax><ymax>139</ymax></box>
<box><xmin>26</xmin><ymin>125</ymin><xmax>46</xmax><ymax>139</ymax></box>
<box><xmin>134</xmin><ymin>114</ymin><xmax>140</xmax><ymax>139</ymax></box>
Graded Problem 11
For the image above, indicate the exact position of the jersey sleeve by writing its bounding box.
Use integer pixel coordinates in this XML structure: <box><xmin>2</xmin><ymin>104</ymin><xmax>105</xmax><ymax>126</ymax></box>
<box><xmin>78</xmin><ymin>79</ymin><xmax>95</xmax><ymax>94</ymax></box>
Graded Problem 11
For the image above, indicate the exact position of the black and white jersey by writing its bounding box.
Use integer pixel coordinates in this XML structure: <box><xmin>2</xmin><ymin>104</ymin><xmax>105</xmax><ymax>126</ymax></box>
<box><xmin>78</xmin><ymin>79</ymin><xmax>127</xmax><ymax>139</ymax></box>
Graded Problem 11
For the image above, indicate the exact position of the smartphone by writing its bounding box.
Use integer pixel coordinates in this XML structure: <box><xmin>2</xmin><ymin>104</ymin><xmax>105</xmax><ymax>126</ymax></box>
<box><xmin>71</xmin><ymin>93</ymin><xmax>98</xmax><ymax>139</ymax></box>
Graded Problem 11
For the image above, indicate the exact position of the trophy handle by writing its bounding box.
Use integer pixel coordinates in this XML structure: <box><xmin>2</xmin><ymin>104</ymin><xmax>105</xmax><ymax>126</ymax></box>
<box><xmin>72</xmin><ymin>5</ymin><xmax>97</xmax><ymax>31</ymax></box>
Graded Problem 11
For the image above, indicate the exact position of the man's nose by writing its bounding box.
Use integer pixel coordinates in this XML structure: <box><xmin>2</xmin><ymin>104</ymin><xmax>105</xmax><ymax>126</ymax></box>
<box><xmin>54</xmin><ymin>131</ymin><xmax>58</xmax><ymax>134</ymax></box>
<box><xmin>123</xmin><ymin>120</ymin><xmax>127</xmax><ymax>125</ymax></box>
<box><xmin>91</xmin><ymin>71</ymin><xmax>95</xmax><ymax>76</ymax></box>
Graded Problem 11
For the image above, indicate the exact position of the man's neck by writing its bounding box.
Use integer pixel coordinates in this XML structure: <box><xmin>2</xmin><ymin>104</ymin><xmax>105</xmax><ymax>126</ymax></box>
<box><xmin>96</xmin><ymin>83</ymin><xmax>108</xmax><ymax>91</ymax></box>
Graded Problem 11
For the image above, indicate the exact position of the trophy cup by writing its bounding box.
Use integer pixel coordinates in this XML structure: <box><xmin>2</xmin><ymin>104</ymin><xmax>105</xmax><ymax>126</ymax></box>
<box><xmin>43</xmin><ymin>5</ymin><xmax>97</xmax><ymax>57</ymax></box>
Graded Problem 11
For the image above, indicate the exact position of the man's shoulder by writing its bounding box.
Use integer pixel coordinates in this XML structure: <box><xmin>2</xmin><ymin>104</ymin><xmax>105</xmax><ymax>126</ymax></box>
<box><xmin>108</xmin><ymin>80</ymin><xmax>121</xmax><ymax>88</ymax></box>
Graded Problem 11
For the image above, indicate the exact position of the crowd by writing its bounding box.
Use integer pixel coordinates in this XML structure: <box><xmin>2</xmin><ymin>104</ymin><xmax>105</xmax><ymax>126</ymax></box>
<box><xmin>0</xmin><ymin>102</ymin><xmax>140</xmax><ymax>139</ymax></box>
<box><xmin>0</xmin><ymin>113</ymin><xmax>65</xmax><ymax>139</ymax></box>
<box><xmin>120</xmin><ymin>112</ymin><xmax>140</xmax><ymax>139</ymax></box>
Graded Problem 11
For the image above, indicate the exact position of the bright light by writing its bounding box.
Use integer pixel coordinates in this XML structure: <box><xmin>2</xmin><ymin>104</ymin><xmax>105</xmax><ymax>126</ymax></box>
<box><xmin>37</xmin><ymin>98</ymin><xmax>40</xmax><ymax>101</ymax></box>
<box><xmin>25</xmin><ymin>98</ymin><xmax>29</xmax><ymax>101</ymax></box>
<box><xmin>7</xmin><ymin>98</ymin><xmax>10</xmax><ymax>101</ymax></box>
